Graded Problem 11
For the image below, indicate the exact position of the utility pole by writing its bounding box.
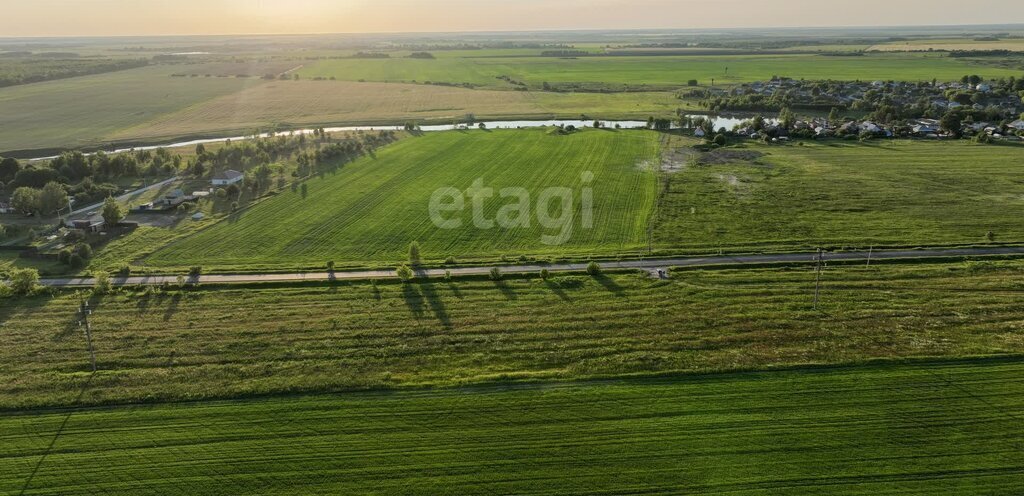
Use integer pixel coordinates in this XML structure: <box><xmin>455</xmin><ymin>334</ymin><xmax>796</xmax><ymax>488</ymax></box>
<box><xmin>79</xmin><ymin>300</ymin><xmax>97</xmax><ymax>372</ymax></box>
<box><xmin>813</xmin><ymin>248</ymin><xmax>824</xmax><ymax>310</ymax></box>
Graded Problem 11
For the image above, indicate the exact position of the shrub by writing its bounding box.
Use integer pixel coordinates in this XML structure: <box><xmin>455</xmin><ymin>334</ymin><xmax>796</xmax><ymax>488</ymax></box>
<box><xmin>75</xmin><ymin>243</ymin><xmax>92</xmax><ymax>260</ymax></box>
<box><xmin>489</xmin><ymin>267</ymin><xmax>502</xmax><ymax>281</ymax></box>
<box><xmin>396</xmin><ymin>264</ymin><xmax>414</xmax><ymax>282</ymax></box>
<box><xmin>68</xmin><ymin>254</ymin><xmax>85</xmax><ymax>269</ymax></box>
<box><xmin>8</xmin><ymin>268</ymin><xmax>40</xmax><ymax>295</ymax></box>
<box><xmin>445</xmin><ymin>256</ymin><xmax>456</xmax><ymax>265</ymax></box>
<box><xmin>586</xmin><ymin>261</ymin><xmax>602</xmax><ymax>276</ymax></box>
<box><xmin>58</xmin><ymin>248</ymin><xmax>73</xmax><ymax>265</ymax></box>
<box><xmin>540</xmin><ymin>268</ymin><xmax>550</xmax><ymax>280</ymax></box>
<box><xmin>444</xmin><ymin>270</ymin><xmax>452</xmax><ymax>281</ymax></box>
<box><xmin>117</xmin><ymin>264</ymin><xmax>131</xmax><ymax>276</ymax></box>
<box><xmin>189</xmin><ymin>266</ymin><xmax>203</xmax><ymax>276</ymax></box>
<box><xmin>326</xmin><ymin>261</ymin><xmax>336</xmax><ymax>271</ymax></box>
<box><xmin>93</xmin><ymin>271</ymin><xmax>112</xmax><ymax>294</ymax></box>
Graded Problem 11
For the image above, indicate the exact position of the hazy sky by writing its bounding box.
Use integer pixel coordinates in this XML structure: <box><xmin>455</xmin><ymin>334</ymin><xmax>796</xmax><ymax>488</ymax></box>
<box><xmin>5</xmin><ymin>0</ymin><xmax>1024</xmax><ymax>37</ymax></box>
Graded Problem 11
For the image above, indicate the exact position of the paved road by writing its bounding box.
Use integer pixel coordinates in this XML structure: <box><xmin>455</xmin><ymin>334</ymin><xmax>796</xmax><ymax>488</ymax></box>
<box><xmin>67</xmin><ymin>176</ymin><xmax>180</xmax><ymax>219</ymax></box>
<box><xmin>39</xmin><ymin>246</ymin><xmax>1024</xmax><ymax>288</ymax></box>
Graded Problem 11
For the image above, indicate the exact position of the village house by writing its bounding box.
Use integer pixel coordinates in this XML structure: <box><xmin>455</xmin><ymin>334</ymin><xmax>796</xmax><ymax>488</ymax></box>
<box><xmin>212</xmin><ymin>169</ymin><xmax>244</xmax><ymax>186</ymax></box>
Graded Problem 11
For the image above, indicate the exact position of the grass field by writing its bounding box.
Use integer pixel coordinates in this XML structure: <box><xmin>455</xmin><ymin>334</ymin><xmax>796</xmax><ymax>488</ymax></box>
<box><xmin>297</xmin><ymin>52</ymin><xmax>1023</xmax><ymax>88</ymax></box>
<box><xmin>109</xmin><ymin>80</ymin><xmax>686</xmax><ymax>144</ymax></box>
<box><xmin>3</xmin><ymin>260</ymin><xmax>1024</xmax><ymax>408</ymax></box>
<box><xmin>0</xmin><ymin>65</ymin><xmax>262</xmax><ymax>153</ymax></box>
<box><xmin>654</xmin><ymin>138</ymin><xmax>1024</xmax><ymax>252</ymax></box>
<box><xmin>870</xmin><ymin>38</ymin><xmax>1024</xmax><ymax>52</ymax></box>
<box><xmin>3</xmin><ymin>359</ymin><xmax>1023</xmax><ymax>495</ymax></box>
<box><xmin>144</xmin><ymin>129</ymin><xmax>659</xmax><ymax>270</ymax></box>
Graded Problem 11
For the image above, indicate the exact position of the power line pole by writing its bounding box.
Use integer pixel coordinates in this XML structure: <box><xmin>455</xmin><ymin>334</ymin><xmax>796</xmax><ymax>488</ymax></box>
<box><xmin>813</xmin><ymin>248</ymin><xmax>824</xmax><ymax>310</ymax></box>
<box><xmin>79</xmin><ymin>300</ymin><xmax>97</xmax><ymax>372</ymax></box>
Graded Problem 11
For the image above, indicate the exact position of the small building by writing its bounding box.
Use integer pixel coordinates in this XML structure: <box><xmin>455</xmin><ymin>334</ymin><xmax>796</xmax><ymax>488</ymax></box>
<box><xmin>191</xmin><ymin>212</ymin><xmax>205</xmax><ymax>221</ymax></box>
<box><xmin>1009</xmin><ymin>120</ymin><xmax>1024</xmax><ymax>131</ymax></box>
<box><xmin>212</xmin><ymin>170</ymin><xmax>244</xmax><ymax>186</ymax></box>
<box><xmin>71</xmin><ymin>219</ymin><xmax>104</xmax><ymax>233</ymax></box>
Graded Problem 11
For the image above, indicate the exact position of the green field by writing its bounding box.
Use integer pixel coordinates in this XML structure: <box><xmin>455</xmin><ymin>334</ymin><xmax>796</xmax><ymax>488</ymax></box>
<box><xmin>4</xmin><ymin>260</ymin><xmax>1024</xmax><ymax>408</ymax></box>
<box><xmin>3</xmin><ymin>359</ymin><xmax>1023</xmax><ymax>495</ymax></box>
<box><xmin>298</xmin><ymin>52</ymin><xmax>1023</xmax><ymax>88</ymax></box>
<box><xmin>654</xmin><ymin>138</ymin><xmax>1024</xmax><ymax>252</ymax></box>
<box><xmin>144</xmin><ymin>129</ymin><xmax>659</xmax><ymax>270</ymax></box>
<box><xmin>0</xmin><ymin>65</ymin><xmax>262</xmax><ymax>153</ymax></box>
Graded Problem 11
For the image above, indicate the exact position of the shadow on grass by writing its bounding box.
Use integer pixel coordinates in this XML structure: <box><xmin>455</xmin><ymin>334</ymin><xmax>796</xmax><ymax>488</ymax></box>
<box><xmin>593</xmin><ymin>274</ymin><xmax>626</xmax><ymax>296</ymax></box>
<box><xmin>402</xmin><ymin>282</ymin><xmax>452</xmax><ymax>327</ymax></box>
<box><xmin>18</xmin><ymin>373</ymin><xmax>95</xmax><ymax>496</ymax></box>
<box><xmin>493</xmin><ymin>280</ymin><xmax>517</xmax><ymax>300</ymax></box>
<box><xmin>543</xmin><ymin>279</ymin><xmax>571</xmax><ymax>302</ymax></box>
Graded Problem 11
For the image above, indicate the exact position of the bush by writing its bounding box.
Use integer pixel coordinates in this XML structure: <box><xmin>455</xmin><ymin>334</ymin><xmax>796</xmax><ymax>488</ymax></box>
<box><xmin>586</xmin><ymin>261</ymin><xmax>602</xmax><ymax>276</ymax></box>
<box><xmin>444</xmin><ymin>270</ymin><xmax>452</xmax><ymax>281</ymax></box>
<box><xmin>58</xmin><ymin>248</ymin><xmax>73</xmax><ymax>265</ymax></box>
<box><xmin>396</xmin><ymin>264</ymin><xmax>414</xmax><ymax>282</ymax></box>
<box><xmin>489</xmin><ymin>267</ymin><xmax>502</xmax><ymax>281</ymax></box>
<box><xmin>445</xmin><ymin>256</ymin><xmax>456</xmax><ymax>265</ymax></box>
<box><xmin>75</xmin><ymin>243</ymin><xmax>92</xmax><ymax>260</ymax></box>
<box><xmin>68</xmin><ymin>254</ymin><xmax>85</xmax><ymax>269</ymax></box>
<box><xmin>93</xmin><ymin>270</ymin><xmax>112</xmax><ymax>294</ymax></box>
<box><xmin>117</xmin><ymin>264</ymin><xmax>131</xmax><ymax>276</ymax></box>
<box><xmin>540</xmin><ymin>268</ymin><xmax>550</xmax><ymax>280</ymax></box>
<box><xmin>189</xmin><ymin>266</ymin><xmax>203</xmax><ymax>276</ymax></box>
<box><xmin>8</xmin><ymin>268</ymin><xmax>40</xmax><ymax>295</ymax></box>
<box><xmin>326</xmin><ymin>261</ymin><xmax>336</xmax><ymax>271</ymax></box>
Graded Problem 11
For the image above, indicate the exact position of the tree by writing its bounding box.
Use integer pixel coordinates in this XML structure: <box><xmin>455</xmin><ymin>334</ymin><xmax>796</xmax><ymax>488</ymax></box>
<box><xmin>713</xmin><ymin>134</ymin><xmax>727</xmax><ymax>146</ymax></box>
<box><xmin>326</xmin><ymin>261</ymin><xmax>336</xmax><ymax>271</ymax></box>
<box><xmin>396</xmin><ymin>264</ymin><xmax>414</xmax><ymax>282</ymax></box>
<box><xmin>940</xmin><ymin>111</ymin><xmax>963</xmax><ymax>136</ymax></box>
<box><xmin>489</xmin><ymin>267</ymin><xmax>502</xmax><ymax>281</ymax></box>
<box><xmin>0</xmin><ymin>157</ymin><xmax>19</xmax><ymax>183</ymax></box>
<box><xmin>8</xmin><ymin>268</ymin><xmax>40</xmax><ymax>295</ymax></box>
<box><xmin>778</xmin><ymin>107</ymin><xmax>796</xmax><ymax>130</ymax></box>
<box><xmin>93</xmin><ymin>270</ymin><xmax>112</xmax><ymax>294</ymax></box>
<box><xmin>586</xmin><ymin>261</ymin><xmax>602</xmax><ymax>276</ymax></box>
<box><xmin>38</xmin><ymin>182</ymin><xmax>69</xmax><ymax>216</ymax></box>
<box><xmin>10</xmin><ymin>187</ymin><xmax>40</xmax><ymax>215</ymax></box>
<box><xmin>102</xmin><ymin>197</ymin><xmax>124</xmax><ymax>227</ymax></box>
<box><xmin>539</xmin><ymin>268</ymin><xmax>550</xmax><ymax>280</ymax></box>
<box><xmin>828</xmin><ymin>107</ymin><xmax>842</xmax><ymax>125</ymax></box>
<box><xmin>408</xmin><ymin>242</ymin><xmax>421</xmax><ymax>265</ymax></box>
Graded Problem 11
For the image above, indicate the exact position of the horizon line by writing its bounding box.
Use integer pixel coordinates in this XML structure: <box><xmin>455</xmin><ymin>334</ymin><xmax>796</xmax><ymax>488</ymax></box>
<box><xmin>2</xmin><ymin>22</ymin><xmax>1024</xmax><ymax>41</ymax></box>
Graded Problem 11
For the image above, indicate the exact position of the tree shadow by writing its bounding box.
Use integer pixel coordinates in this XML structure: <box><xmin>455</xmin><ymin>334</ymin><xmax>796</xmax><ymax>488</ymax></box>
<box><xmin>402</xmin><ymin>284</ymin><xmax>425</xmax><ymax>319</ymax></box>
<box><xmin>417</xmin><ymin>281</ymin><xmax>451</xmax><ymax>328</ymax></box>
<box><xmin>593</xmin><ymin>274</ymin><xmax>625</xmax><ymax>297</ymax></box>
<box><xmin>445</xmin><ymin>281</ymin><xmax>463</xmax><ymax>299</ymax></box>
<box><xmin>18</xmin><ymin>373</ymin><xmax>95</xmax><ymax>496</ymax></box>
<box><xmin>163</xmin><ymin>292</ymin><xmax>182</xmax><ymax>322</ymax></box>
<box><xmin>543</xmin><ymin>279</ymin><xmax>571</xmax><ymax>302</ymax></box>
<box><xmin>493</xmin><ymin>280</ymin><xmax>517</xmax><ymax>300</ymax></box>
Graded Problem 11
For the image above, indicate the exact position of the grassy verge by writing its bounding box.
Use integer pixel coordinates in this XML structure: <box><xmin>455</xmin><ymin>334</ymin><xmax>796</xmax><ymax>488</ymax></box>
<box><xmin>3</xmin><ymin>260</ymin><xmax>1024</xmax><ymax>408</ymax></box>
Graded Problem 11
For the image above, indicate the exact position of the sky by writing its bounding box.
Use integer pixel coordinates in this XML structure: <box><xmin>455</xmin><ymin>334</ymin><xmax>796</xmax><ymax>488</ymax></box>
<box><xmin>4</xmin><ymin>0</ymin><xmax>1024</xmax><ymax>37</ymax></box>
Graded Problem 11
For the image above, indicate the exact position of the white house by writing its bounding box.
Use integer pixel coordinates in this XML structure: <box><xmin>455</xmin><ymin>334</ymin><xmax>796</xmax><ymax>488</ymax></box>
<box><xmin>212</xmin><ymin>170</ymin><xmax>244</xmax><ymax>186</ymax></box>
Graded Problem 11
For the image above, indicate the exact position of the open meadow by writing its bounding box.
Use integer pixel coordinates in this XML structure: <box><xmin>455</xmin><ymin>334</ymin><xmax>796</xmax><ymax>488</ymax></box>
<box><xmin>654</xmin><ymin>138</ymin><xmax>1024</xmax><ymax>253</ymax></box>
<box><xmin>3</xmin><ymin>260</ymin><xmax>1024</xmax><ymax>408</ymax></box>
<box><xmin>2</xmin><ymin>359</ymin><xmax>1022</xmax><ymax>495</ymax></box>
<box><xmin>297</xmin><ymin>52</ymin><xmax>1024</xmax><ymax>88</ymax></box>
<box><xmin>0</xmin><ymin>65</ymin><xmax>262</xmax><ymax>154</ymax></box>
<box><xmin>108</xmin><ymin>80</ymin><xmax>685</xmax><ymax>144</ymax></box>
<box><xmin>144</xmin><ymin>128</ymin><xmax>659</xmax><ymax>270</ymax></box>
